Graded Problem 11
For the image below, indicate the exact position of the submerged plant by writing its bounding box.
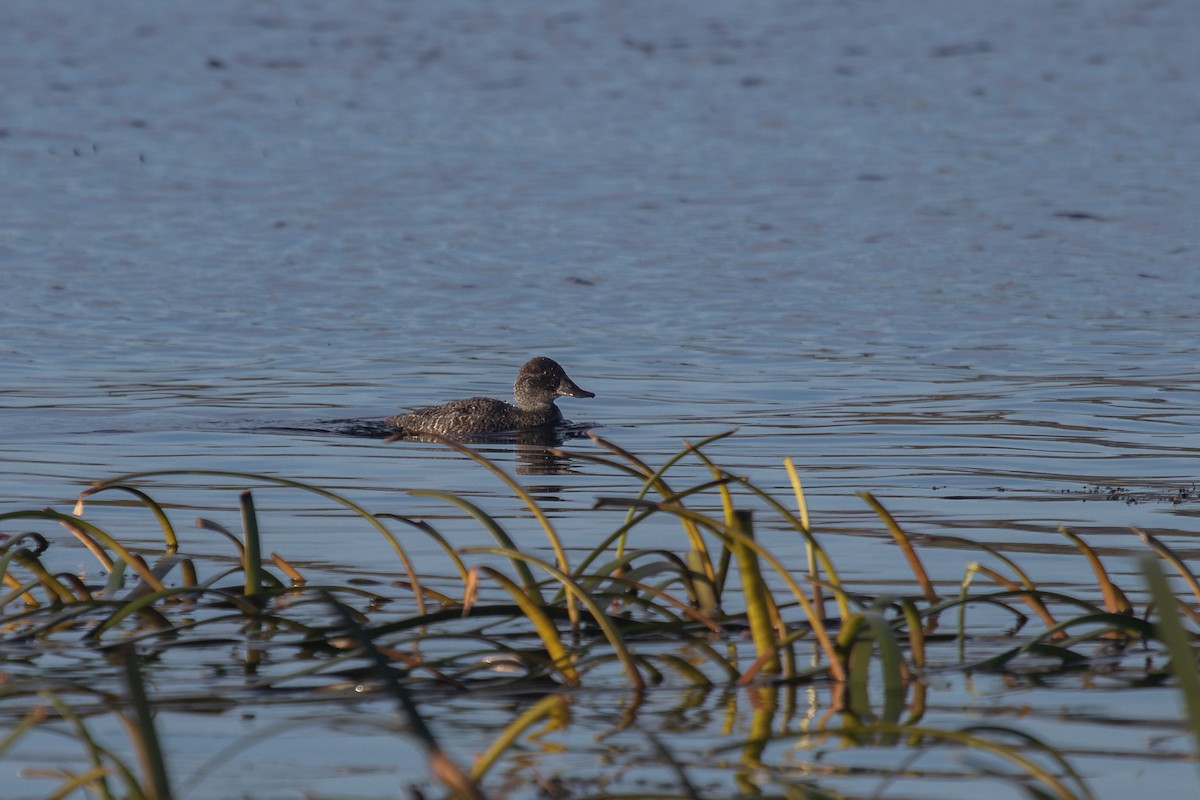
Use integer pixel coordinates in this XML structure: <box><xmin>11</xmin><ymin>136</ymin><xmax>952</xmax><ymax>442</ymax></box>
<box><xmin>0</xmin><ymin>433</ymin><xmax>1196</xmax><ymax>798</ymax></box>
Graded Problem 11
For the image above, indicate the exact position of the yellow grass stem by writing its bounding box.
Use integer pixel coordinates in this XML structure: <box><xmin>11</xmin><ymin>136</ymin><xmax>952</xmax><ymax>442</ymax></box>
<box><xmin>270</xmin><ymin>553</ymin><xmax>305</xmax><ymax>586</ymax></box>
<box><xmin>784</xmin><ymin>457</ymin><xmax>826</xmax><ymax>626</ymax></box>
<box><xmin>0</xmin><ymin>576</ymin><xmax>41</xmax><ymax>609</ymax></box>
<box><xmin>687</xmin><ymin>548</ymin><xmax>719</xmax><ymax>617</ymax></box>
<box><xmin>898</xmin><ymin>598</ymin><xmax>926</xmax><ymax>670</ymax></box>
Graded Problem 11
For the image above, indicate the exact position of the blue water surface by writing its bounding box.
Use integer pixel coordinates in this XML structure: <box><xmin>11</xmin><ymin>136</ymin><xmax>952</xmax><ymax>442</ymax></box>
<box><xmin>2</xmin><ymin>1</ymin><xmax>1198</xmax><ymax>797</ymax></box>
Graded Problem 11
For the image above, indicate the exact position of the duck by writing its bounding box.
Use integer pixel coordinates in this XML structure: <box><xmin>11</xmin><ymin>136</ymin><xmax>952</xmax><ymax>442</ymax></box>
<box><xmin>385</xmin><ymin>356</ymin><xmax>595</xmax><ymax>437</ymax></box>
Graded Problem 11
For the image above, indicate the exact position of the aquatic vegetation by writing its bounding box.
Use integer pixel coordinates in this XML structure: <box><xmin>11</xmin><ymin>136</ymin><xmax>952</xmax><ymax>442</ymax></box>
<box><xmin>0</xmin><ymin>433</ymin><xmax>1198</xmax><ymax>799</ymax></box>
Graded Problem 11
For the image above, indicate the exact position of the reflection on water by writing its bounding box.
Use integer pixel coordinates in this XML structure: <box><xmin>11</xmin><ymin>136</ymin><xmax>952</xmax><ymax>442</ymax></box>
<box><xmin>384</xmin><ymin>423</ymin><xmax>598</xmax><ymax>475</ymax></box>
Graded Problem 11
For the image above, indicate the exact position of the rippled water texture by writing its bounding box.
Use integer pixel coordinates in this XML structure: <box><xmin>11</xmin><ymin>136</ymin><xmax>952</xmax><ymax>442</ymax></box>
<box><xmin>1</xmin><ymin>0</ymin><xmax>1198</xmax><ymax>797</ymax></box>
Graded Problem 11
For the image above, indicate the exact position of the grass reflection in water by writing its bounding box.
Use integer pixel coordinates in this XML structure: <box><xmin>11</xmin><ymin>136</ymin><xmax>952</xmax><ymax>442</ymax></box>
<box><xmin>1</xmin><ymin>433</ymin><xmax>1197</xmax><ymax>799</ymax></box>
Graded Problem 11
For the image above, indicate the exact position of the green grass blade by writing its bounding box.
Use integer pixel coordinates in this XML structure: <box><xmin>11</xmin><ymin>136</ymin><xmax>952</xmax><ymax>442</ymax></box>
<box><xmin>81</xmin><ymin>470</ymin><xmax>428</xmax><ymax>614</ymax></box>
<box><xmin>113</xmin><ymin>643</ymin><xmax>172</xmax><ymax>800</ymax></box>
<box><xmin>1140</xmin><ymin>554</ymin><xmax>1200</xmax><ymax>757</ymax></box>
<box><xmin>320</xmin><ymin>591</ymin><xmax>487</xmax><ymax>800</ymax></box>
<box><xmin>730</xmin><ymin>510</ymin><xmax>780</xmax><ymax>676</ymax></box>
<box><xmin>75</xmin><ymin>485</ymin><xmax>178</xmax><ymax>550</ymax></box>
<box><xmin>239</xmin><ymin>490</ymin><xmax>262</xmax><ymax>599</ymax></box>
<box><xmin>469</xmin><ymin>694</ymin><xmax>570</xmax><ymax>784</ymax></box>
<box><xmin>1136</xmin><ymin>527</ymin><xmax>1200</xmax><ymax>605</ymax></box>
<box><xmin>412</xmin><ymin>490</ymin><xmax>543</xmax><ymax>604</ymax></box>
<box><xmin>461</xmin><ymin>546</ymin><xmax>646</xmax><ymax>691</ymax></box>
<box><xmin>479</xmin><ymin>567</ymin><xmax>579</xmax><ymax>686</ymax></box>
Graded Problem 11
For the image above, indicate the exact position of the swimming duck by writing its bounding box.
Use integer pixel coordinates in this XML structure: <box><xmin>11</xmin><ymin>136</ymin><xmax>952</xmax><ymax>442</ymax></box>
<box><xmin>385</xmin><ymin>357</ymin><xmax>595</xmax><ymax>436</ymax></box>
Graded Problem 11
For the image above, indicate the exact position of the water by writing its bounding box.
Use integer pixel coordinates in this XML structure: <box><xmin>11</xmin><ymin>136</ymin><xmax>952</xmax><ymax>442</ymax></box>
<box><xmin>2</xmin><ymin>0</ymin><xmax>1198</xmax><ymax>797</ymax></box>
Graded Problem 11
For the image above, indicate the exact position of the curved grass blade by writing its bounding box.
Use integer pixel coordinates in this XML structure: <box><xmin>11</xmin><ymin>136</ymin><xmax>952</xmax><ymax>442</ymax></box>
<box><xmin>721</xmin><ymin>722</ymin><xmax>1094</xmax><ymax>800</ymax></box>
<box><xmin>85</xmin><ymin>586</ymin><xmax>263</xmax><ymax>639</ymax></box>
<box><xmin>860</xmin><ymin>610</ymin><xmax>908</xmax><ymax>724</ymax></box>
<box><xmin>75</xmin><ymin>485</ymin><xmax>178</xmax><ymax>551</ymax></box>
<box><xmin>0</xmin><ymin>547</ymin><xmax>75</xmax><ymax>604</ymax></box>
<box><xmin>858</xmin><ymin>492</ymin><xmax>938</xmax><ymax>603</ymax></box>
<box><xmin>270</xmin><ymin>552</ymin><xmax>304</xmax><ymax>586</ymax></box>
<box><xmin>578</xmin><ymin>548</ymin><xmax>713</xmax><ymax>620</ymax></box>
<box><xmin>320</xmin><ymin>591</ymin><xmax>487</xmax><ymax>800</ymax></box>
<box><xmin>1140</xmin><ymin>554</ymin><xmax>1200</xmax><ymax>757</ymax></box>
<box><xmin>593</xmin><ymin>430</ymin><xmax>734</xmax><ymax>576</ymax></box>
<box><xmin>897</xmin><ymin>598</ymin><xmax>926</xmax><ymax>671</ymax></box>
<box><xmin>112</xmin><ymin>643</ymin><xmax>172</xmax><ymax>800</ymax></box>
<box><xmin>479</xmin><ymin>567</ymin><xmax>579</xmax><ymax>686</ymax></box>
<box><xmin>653</xmin><ymin>654</ymin><xmax>716</xmax><ymax>687</ymax></box>
<box><xmin>784</xmin><ymin>457</ymin><xmax>826</xmax><ymax>627</ymax></box>
<box><xmin>709</xmin><ymin>470</ymin><xmax>850</xmax><ymax>622</ymax></box>
<box><xmin>418</xmin><ymin>435</ymin><xmax>571</xmax><ymax>577</ymax></box>
<box><xmin>81</xmin><ymin>470</ymin><xmax>427</xmax><ymax>614</ymax></box>
<box><xmin>0</xmin><ymin>510</ymin><xmax>167</xmax><ymax>593</ymax></box>
<box><xmin>462</xmin><ymin>547</ymin><xmax>646</xmax><ymax>691</ymax></box>
<box><xmin>576</xmin><ymin>477</ymin><xmax>733</xmax><ymax>585</ymax></box>
<box><xmin>0</xmin><ymin>576</ymin><xmax>42</xmax><ymax>609</ymax></box>
<box><xmin>1135</xmin><ymin>526</ymin><xmax>1200</xmax><ymax>605</ymax></box>
<box><xmin>730</xmin><ymin>510</ymin><xmax>781</xmax><ymax>676</ymax></box>
<box><xmin>973</xmin><ymin>563</ymin><xmax>1059</xmax><ymax>632</ymax></box>
<box><xmin>1059</xmin><ymin>525</ymin><xmax>1131</xmax><ymax>614</ymax></box>
<box><xmin>194</xmin><ymin>517</ymin><xmax>245</xmax><ymax>559</ymax></box>
<box><xmin>410</xmin><ymin>490</ymin><xmax>543</xmax><ymax>604</ymax></box>
<box><xmin>469</xmin><ymin>694</ymin><xmax>570</xmax><ymax>784</ymax></box>
<box><xmin>376</xmin><ymin>514</ymin><xmax>471</xmax><ymax>589</ymax></box>
<box><xmin>594</xmin><ymin>497</ymin><xmax>847</xmax><ymax>682</ymax></box>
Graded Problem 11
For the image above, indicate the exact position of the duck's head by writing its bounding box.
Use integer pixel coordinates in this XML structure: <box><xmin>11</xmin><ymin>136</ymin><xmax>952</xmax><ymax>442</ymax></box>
<box><xmin>515</xmin><ymin>357</ymin><xmax>595</xmax><ymax>409</ymax></box>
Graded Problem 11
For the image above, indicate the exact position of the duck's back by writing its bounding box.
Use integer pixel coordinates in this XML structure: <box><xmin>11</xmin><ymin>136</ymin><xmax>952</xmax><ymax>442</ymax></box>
<box><xmin>387</xmin><ymin>396</ymin><xmax>533</xmax><ymax>436</ymax></box>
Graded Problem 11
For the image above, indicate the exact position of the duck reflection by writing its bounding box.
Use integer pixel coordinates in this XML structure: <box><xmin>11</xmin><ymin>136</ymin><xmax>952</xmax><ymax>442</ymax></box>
<box><xmin>386</xmin><ymin>422</ymin><xmax>594</xmax><ymax>475</ymax></box>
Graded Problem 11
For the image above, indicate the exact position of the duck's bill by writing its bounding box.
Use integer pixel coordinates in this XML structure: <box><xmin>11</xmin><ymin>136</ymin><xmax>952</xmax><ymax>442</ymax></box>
<box><xmin>558</xmin><ymin>379</ymin><xmax>596</xmax><ymax>399</ymax></box>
